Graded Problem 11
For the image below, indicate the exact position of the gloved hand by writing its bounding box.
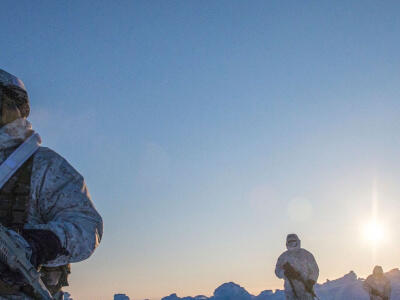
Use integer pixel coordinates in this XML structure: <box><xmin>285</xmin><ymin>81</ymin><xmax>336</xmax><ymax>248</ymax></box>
<box><xmin>21</xmin><ymin>229</ymin><xmax>67</xmax><ymax>267</ymax></box>
<box><xmin>283</xmin><ymin>263</ymin><xmax>298</xmax><ymax>279</ymax></box>
<box><xmin>1</xmin><ymin>228</ymin><xmax>65</xmax><ymax>269</ymax></box>
<box><xmin>284</xmin><ymin>268</ymin><xmax>295</xmax><ymax>279</ymax></box>
<box><xmin>306</xmin><ymin>279</ymin><xmax>316</xmax><ymax>291</ymax></box>
<box><xmin>0</xmin><ymin>228</ymin><xmax>66</xmax><ymax>286</ymax></box>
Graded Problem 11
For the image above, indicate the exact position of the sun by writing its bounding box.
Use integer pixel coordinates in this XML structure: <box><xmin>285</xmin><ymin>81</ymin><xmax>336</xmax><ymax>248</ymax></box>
<box><xmin>363</xmin><ymin>220</ymin><xmax>385</xmax><ymax>244</ymax></box>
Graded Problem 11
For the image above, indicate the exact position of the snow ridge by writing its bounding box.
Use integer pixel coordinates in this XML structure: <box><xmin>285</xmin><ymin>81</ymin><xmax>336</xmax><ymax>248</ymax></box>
<box><xmin>161</xmin><ymin>269</ymin><xmax>400</xmax><ymax>300</ymax></box>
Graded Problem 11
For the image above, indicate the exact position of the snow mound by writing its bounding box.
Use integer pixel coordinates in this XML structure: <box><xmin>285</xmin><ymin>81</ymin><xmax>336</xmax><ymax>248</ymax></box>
<box><xmin>114</xmin><ymin>294</ymin><xmax>130</xmax><ymax>300</ymax></box>
<box><xmin>212</xmin><ymin>282</ymin><xmax>252</xmax><ymax>300</ymax></box>
<box><xmin>160</xmin><ymin>269</ymin><xmax>400</xmax><ymax>300</ymax></box>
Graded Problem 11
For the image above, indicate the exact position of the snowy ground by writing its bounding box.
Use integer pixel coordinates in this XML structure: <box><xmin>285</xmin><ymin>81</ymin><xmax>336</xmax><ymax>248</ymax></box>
<box><xmin>161</xmin><ymin>268</ymin><xmax>400</xmax><ymax>300</ymax></box>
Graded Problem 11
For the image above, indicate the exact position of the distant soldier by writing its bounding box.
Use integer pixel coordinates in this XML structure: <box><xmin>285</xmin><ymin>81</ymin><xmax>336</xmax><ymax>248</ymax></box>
<box><xmin>275</xmin><ymin>234</ymin><xmax>319</xmax><ymax>300</ymax></box>
<box><xmin>363</xmin><ymin>266</ymin><xmax>391</xmax><ymax>300</ymax></box>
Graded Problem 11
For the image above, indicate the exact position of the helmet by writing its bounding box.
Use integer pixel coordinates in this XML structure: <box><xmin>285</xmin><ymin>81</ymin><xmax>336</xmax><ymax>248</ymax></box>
<box><xmin>286</xmin><ymin>233</ymin><xmax>301</xmax><ymax>249</ymax></box>
<box><xmin>0</xmin><ymin>69</ymin><xmax>26</xmax><ymax>91</ymax></box>
<box><xmin>0</xmin><ymin>69</ymin><xmax>30</xmax><ymax>124</ymax></box>
<box><xmin>373</xmin><ymin>265</ymin><xmax>384</xmax><ymax>276</ymax></box>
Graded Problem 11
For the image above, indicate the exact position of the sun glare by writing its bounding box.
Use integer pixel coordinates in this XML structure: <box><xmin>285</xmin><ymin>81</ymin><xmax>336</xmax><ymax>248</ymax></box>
<box><xmin>363</xmin><ymin>220</ymin><xmax>385</xmax><ymax>244</ymax></box>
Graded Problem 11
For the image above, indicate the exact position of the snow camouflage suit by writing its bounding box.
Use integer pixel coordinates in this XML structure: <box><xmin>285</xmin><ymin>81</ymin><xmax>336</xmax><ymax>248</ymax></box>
<box><xmin>0</xmin><ymin>118</ymin><xmax>103</xmax><ymax>299</ymax></box>
<box><xmin>363</xmin><ymin>266</ymin><xmax>391</xmax><ymax>300</ymax></box>
<box><xmin>275</xmin><ymin>234</ymin><xmax>319</xmax><ymax>300</ymax></box>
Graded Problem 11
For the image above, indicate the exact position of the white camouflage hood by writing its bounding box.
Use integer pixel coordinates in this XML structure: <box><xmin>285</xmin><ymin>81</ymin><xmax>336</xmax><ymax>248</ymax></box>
<box><xmin>0</xmin><ymin>118</ymin><xmax>34</xmax><ymax>150</ymax></box>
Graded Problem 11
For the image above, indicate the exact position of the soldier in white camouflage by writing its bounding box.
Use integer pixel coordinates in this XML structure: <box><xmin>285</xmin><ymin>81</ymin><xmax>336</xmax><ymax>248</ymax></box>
<box><xmin>0</xmin><ymin>68</ymin><xmax>103</xmax><ymax>299</ymax></box>
<box><xmin>275</xmin><ymin>234</ymin><xmax>319</xmax><ymax>300</ymax></box>
<box><xmin>363</xmin><ymin>266</ymin><xmax>391</xmax><ymax>300</ymax></box>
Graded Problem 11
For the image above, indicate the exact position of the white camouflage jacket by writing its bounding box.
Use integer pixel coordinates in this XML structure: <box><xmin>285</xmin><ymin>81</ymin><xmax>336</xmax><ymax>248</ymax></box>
<box><xmin>0</xmin><ymin>118</ymin><xmax>103</xmax><ymax>299</ymax></box>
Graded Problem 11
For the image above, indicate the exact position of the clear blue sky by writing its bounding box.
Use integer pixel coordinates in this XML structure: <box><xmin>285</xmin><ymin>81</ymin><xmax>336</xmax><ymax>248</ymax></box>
<box><xmin>1</xmin><ymin>1</ymin><xmax>400</xmax><ymax>299</ymax></box>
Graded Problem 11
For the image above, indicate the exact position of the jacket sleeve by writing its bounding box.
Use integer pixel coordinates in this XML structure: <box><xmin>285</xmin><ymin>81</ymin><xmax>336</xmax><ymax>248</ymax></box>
<box><xmin>363</xmin><ymin>277</ymin><xmax>371</xmax><ymax>293</ymax></box>
<box><xmin>384</xmin><ymin>279</ymin><xmax>392</xmax><ymax>298</ymax></box>
<box><xmin>25</xmin><ymin>148</ymin><xmax>103</xmax><ymax>266</ymax></box>
<box><xmin>275</xmin><ymin>253</ymin><xmax>286</xmax><ymax>279</ymax></box>
<box><xmin>307</xmin><ymin>252</ymin><xmax>319</xmax><ymax>282</ymax></box>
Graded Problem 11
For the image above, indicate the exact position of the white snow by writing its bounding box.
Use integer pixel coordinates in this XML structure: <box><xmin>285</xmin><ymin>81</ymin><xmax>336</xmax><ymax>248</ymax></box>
<box><xmin>158</xmin><ymin>268</ymin><xmax>400</xmax><ymax>300</ymax></box>
<box><xmin>114</xmin><ymin>294</ymin><xmax>130</xmax><ymax>300</ymax></box>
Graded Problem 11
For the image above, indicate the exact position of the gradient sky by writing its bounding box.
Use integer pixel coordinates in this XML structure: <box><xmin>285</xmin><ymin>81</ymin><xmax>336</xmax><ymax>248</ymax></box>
<box><xmin>1</xmin><ymin>1</ymin><xmax>400</xmax><ymax>299</ymax></box>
